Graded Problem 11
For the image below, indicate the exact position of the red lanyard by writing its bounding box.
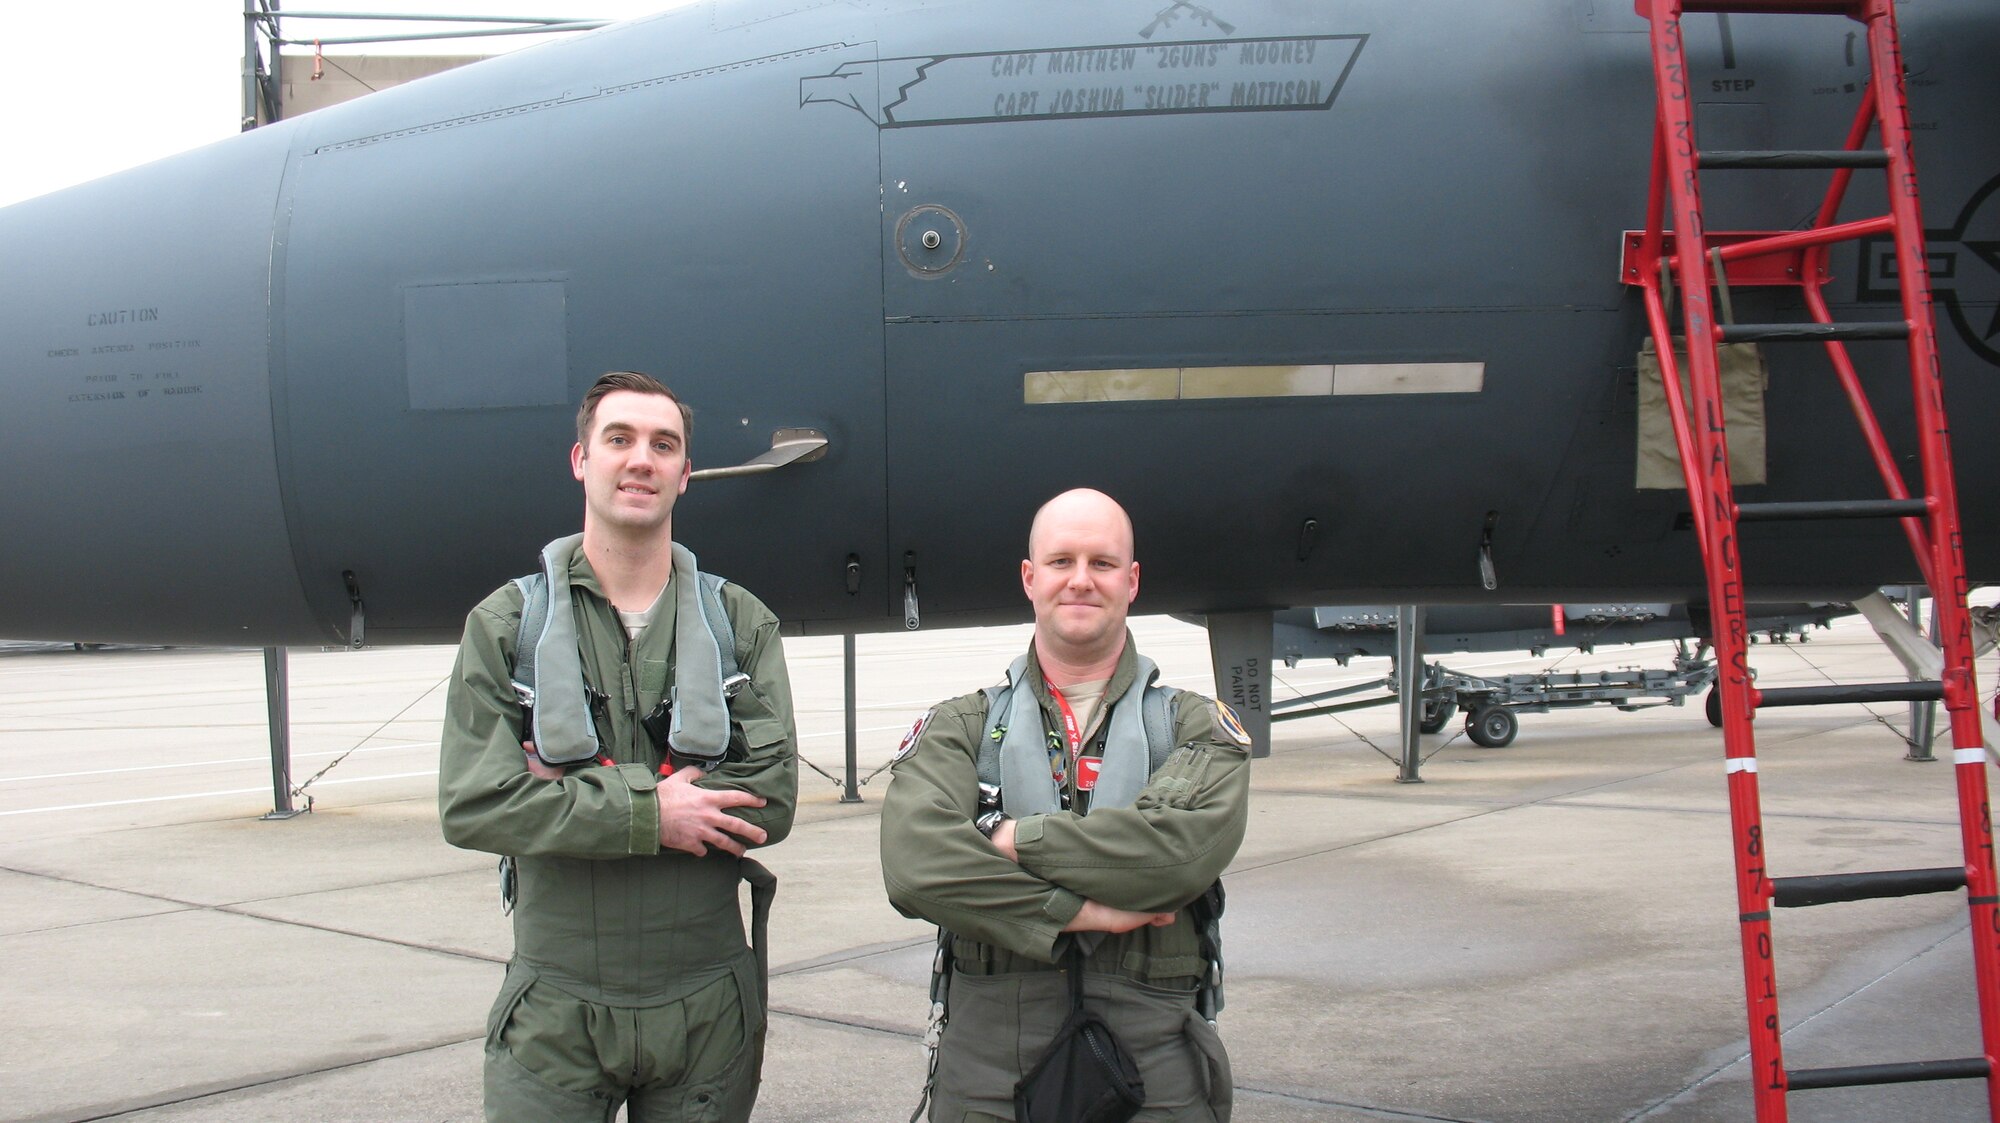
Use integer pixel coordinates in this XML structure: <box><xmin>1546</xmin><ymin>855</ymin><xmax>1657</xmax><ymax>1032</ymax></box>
<box><xmin>1047</xmin><ymin>685</ymin><xmax>1084</xmax><ymax>764</ymax></box>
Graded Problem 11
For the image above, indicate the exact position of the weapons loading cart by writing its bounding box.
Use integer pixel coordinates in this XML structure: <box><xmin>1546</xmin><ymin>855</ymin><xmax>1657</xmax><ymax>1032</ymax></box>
<box><xmin>1267</xmin><ymin>601</ymin><xmax>1844</xmax><ymax>748</ymax></box>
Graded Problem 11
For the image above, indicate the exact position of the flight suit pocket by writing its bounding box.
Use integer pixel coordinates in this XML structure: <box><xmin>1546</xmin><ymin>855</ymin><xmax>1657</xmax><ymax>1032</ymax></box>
<box><xmin>666</xmin><ymin>1046</ymin><xmax>754</xmax><ymax>1123</ymax></box>
<box><xmin>482</xmin><ymin>964</ymin><xmax>617</xmax><ymax>1122</ymax></box>
<box><xmin>640</xmin><ymin>963</ymin><xmax>761</xmax><ymax>1123</ymax></box>
<box><xmin>738</xmin><ymin>714</ymin><xmax>787</xmax><ymax>747</ymax></box>
<box><xmin>1183</xmin><ymin>1009</ymin><xmax>1233</xmax><ymax>1122</ymax></box>
<box><xmin>484</xmin><ymin>961</ymin><xmax>538</xmax><ymax>1051</ymax></box>
<box><xmin>1138</xmin><ymin>744</ymin><xmax>1217</xmax><ymax>810</ymax></box>
<box><xmin>933</xmin><ymin>973</ymin><xmax>1065</xmax><ymax>1120</ymax></box>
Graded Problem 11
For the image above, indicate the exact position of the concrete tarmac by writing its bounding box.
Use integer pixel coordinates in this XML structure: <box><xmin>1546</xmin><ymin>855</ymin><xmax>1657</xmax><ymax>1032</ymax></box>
<box><xmin>2</xmin><ymin>613</ymin><xmax>1997</xmax><ymax>1122</ymax></box>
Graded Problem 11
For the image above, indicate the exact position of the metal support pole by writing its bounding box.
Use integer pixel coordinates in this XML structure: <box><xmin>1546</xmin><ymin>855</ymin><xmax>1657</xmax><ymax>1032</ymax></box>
<box><xmin>261</xmin><ymin>647</ymin><xmax>303</xmax><ymax>820</ymax></box>
<box><xmin>1205</xmin><ymin>611</ymin><xmax>1273</xmax><ymax>759</ymax></box>
<box><xmin>1905</xmin><ymin>587</ymin><xmax>1938</xmax><ymax>761</ymax></box>
<box><xmin>1396</xmin><ymin>604</ymin><xmax>1425</xmax><ymax>784</ymax></box>
<box><xmin>241</xmin><ymin>0</ymin><xmax>260</xmax><ymax>130</ymax></box>
<box><xmin>840</xmin><ymin>634</ymin><xmax>862</xmax><ymax>802</ymax></box>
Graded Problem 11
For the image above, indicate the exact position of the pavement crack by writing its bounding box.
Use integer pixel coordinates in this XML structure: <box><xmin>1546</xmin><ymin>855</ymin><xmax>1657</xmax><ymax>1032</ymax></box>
<box><xmin>73</xmin><ymin>1034</ymin><xmax>479</xmax><ymax>1122</ymax></box>
<box><xmin>1624</xmin><ymin>923</ymin><xmax>1974</xmax><ymax>1120</ymax></box>
<box><xmin>213</xmin><ymin>903</ymin><xmax>506</xmax><ymax>965</ymax></box>
<box><xmin>1236</xmin><ymin>1084</ymin><xmax>1492</xmax><ymax>1122</ymax></box>
<box><xmin>772</xmin><ymin>936</ymin><xmax>932</xmax><ymax>977</ymax></box>
<box><xmin>768</xmin><ymin>1003</ymin><xmax>922</xmax><ymax>1040</ymax></box>
<box><xmin>0</xmin><ymin>862</ymin><xmax>500</xmax><ymax>965</ymax></box>
<box><xmin>0</xmin><ymin>862</ymin><xmax>211</xmax><ymax>915</ymax></box>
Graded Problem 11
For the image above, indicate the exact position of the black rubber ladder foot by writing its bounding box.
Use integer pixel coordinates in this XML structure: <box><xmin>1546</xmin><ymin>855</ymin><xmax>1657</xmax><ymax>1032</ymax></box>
<box><xmin>1771</xmin><ymin>866</ymin><xmax>1966</xmax><ymax>908</ymax></box>
<box><xmin>1720</xmin><ymin>321</ymin><xmax>1909</xmax><ymax>343</ymax></box>
<box><xmin>1787</xmin><ymin>1057</ymin><xmax>1990</xmax><ymax>1091</ymax></box>
<box><xmin>1736</xmin><ymin>498</ymin><xmax>1930</xmax><ymax>522</ymax></box>
<box><xmin>1757</xmin><ymin>681</ymin><xmax>1944</xmax><ymax>707</ymax></box>
<box><xmin>1701</xmin><ymin>149</ymin><xmax>1890</xmax><ymax>170</ymax></box>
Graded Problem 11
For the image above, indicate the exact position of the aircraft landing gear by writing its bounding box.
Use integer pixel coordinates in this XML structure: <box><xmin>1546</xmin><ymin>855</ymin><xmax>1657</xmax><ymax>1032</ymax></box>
<box><xmin>1705</xmin><ymin>685</ymin><xmax>1724</xmax><ymax>728</ymax></box>
<box><xmin>1466</xmin><ymin>703</ymin><xmax>1519</xmax><ymax>748</ymax></box>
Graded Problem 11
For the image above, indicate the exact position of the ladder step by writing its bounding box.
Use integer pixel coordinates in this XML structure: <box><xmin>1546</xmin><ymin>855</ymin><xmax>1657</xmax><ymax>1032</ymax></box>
<box><xmin>1719</xmin><ymin>321</ymin><xmax>1909</xmax><ymax>343</ymax></box>
<box><xmin>1676</xmin><ymin>1</ymin><xmax>1862</xmax><ymax>15</ymax></box>
<box><xmin>1701</xmin><ymin>149</ymin><xmax>1890</xmax><ymax>170</ymax></box>
<box><xmin>1736</xmin><ymin>499</ymin><xmax>1930</xmax><ymax>522</ymax></box>
<box><xmin>1756</xmin><ymin>681</ymin><xmax>1944</xmax><ymax>707</ymax></box>
<box><xmin>1771</xmin><ymin>866</ymin><xmax>1965</xmax><ymax>908</ymax></box>
<box><xmin>1787</xmin><ymin>1057</ymin><xmax>1990</xmax><ymax>1091</ymax></box>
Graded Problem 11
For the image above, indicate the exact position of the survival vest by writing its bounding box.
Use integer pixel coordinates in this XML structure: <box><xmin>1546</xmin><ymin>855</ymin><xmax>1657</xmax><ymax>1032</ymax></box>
<box><xmin>496</xmin><ymin>535</ymin><xmax>746</xmax><ymax>917</ymax></box>
<box><xmin>975</xmin><ymin>653</ymin><xmax>1180</xmax><ymax>809</ymax></box>
<box><xmin>510</xmin><ymin>534</ymin><xmax>742</xmax><ymax>770</ymax></box>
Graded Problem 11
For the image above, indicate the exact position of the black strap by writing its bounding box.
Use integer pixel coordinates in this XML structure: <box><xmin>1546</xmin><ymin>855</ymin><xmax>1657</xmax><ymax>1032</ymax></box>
<box><xmin>740</xmin><ymin>858</ymin><xmax>776</xmax><ymax>1012</ymax></box>
<box><xmin>1188</xmin><ymin>880</ymin><xmax>1225</xmax><ymax>1021</ymax></box>
<box><xmin>1065</xmin><ymin>938</ymin><xmax>1088</xmax><ymax>1010</ymax></box>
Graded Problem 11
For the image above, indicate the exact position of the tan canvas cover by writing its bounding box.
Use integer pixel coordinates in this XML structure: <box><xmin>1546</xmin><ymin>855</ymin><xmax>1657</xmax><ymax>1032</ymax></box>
<box><xmin>1635</xmin><ymin>338</ymin><xmax>1768</xmax><ymax>489</ymax></box>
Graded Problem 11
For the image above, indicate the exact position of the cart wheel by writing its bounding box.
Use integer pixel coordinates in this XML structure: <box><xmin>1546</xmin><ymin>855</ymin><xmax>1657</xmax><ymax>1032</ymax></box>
<box><xmin>1705</xmin><ymin>686</ymin><xmax>1723</xmax><ymax>728</ymax></box>
<box><xmin>1419</xmin><ymin>696</ymin><xmax>1454</xmax><ymax>734</ymax></box>
<box><xmin>1466</xmin><ymin>704</ymin><xmax>1518</xmax><ymax>748</ymax></box>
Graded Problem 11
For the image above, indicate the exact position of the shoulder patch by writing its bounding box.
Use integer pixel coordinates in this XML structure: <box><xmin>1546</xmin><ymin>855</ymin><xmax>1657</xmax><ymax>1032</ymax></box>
<box><xmin>893</xmin><ymin>710</ymin><xmax>935</xmax><ymax>762</ymax></box>
<box><xmin>1214</xmin><ymin>700</ymin><xmax>1253</xmax><ymax>747</ymax></box>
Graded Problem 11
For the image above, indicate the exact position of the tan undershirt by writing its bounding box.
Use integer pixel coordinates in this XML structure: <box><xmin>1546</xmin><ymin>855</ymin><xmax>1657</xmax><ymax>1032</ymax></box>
<box><xmin>617</xmin><ymin>582</ymin><xmax>667</xmax><ymax>643</ymax></box>
<box><xmin>1054</xmin><ymin>677</ymin><xmax>1111</xmax><ymax>745</ymax></box>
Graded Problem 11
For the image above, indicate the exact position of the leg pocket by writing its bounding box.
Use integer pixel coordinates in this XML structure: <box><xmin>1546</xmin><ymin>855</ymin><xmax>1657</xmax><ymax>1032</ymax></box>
<box><xmin>484</xmin><ymin>1042</ymin><xmax>617</xmax><ymax>1123</ymax></box>
<box><xmin>482</xmin><ymin>964</ymin><xmax>619</xmax><ymax>1122</ymax></box>
<box><xmin>628</xmin><ymin>966</ymin><xmax>760</xmax><ymax>1123</ymax></box>
<box><xmin>1183</xmin><ymin>1011</ymin><xmax>1232</xmax><ymax>1123</ymax></box>
<box><xmin>626</xmin><ymin>1044</ymin><xmax>754</xmax><ymax>1123</ymax></box>
<box><xmin>1090</xmin><ymin>977</ymin><xmax>1216</xmax><ymax>1119</ymax></box>
<box><xmin>933</xmin><ymin>973</ymin><xmax>1065</xmax><ymax>1122</ymax></box>
<box><xmin>483</xmin><ymin>961</ymin><xmax>536</xmax><ymax>1051</ymax></box>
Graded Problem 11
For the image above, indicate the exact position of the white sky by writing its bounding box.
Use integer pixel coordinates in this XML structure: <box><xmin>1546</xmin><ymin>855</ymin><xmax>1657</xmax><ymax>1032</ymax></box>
<box><xmin>0</xmin><ymin>2</ymin><xmax>685</xmax><ymax>209</ymax></box>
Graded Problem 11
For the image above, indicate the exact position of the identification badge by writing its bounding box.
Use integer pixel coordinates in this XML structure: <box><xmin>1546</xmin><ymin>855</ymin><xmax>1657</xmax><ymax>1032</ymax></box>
<box><xmin>1075</xmin><ymin>756</ymin><xmax>1102</xmax><ymax>791</ymax></box>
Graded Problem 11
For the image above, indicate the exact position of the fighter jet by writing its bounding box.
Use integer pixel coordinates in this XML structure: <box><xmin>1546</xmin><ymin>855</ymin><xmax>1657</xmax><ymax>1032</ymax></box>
<box><xmin>3</xmin><ymin>0</ymin><xmax>1995</xmax><ymax>690</ymax></box>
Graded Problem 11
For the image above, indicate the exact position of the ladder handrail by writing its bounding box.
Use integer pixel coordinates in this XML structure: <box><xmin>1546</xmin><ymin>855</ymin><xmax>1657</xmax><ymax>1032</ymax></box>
<box><xmin>1860</xmin><ymin>0</ymin><xmax>2000</xmax><ymax>1088</ymax></box>
<box><xmin>1643</xmin><ymin>10</ymin><xmax>1786</xmax><ymax>1115</ymax></box>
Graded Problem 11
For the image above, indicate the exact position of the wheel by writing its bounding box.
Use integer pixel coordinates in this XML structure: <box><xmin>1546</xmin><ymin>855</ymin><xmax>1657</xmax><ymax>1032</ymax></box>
<box><xmin>1465</xmin><ymin>704</ymin><xmax>1518</xmax><ymax>748</ymax></box>
<box><xmin>1419</xmin><ymin>695</ymin><xmax>1455</xmax><ymax>734</ymax></box>
<box><xmin>1705</xmin><ymin>686</ymin><xmax>1724</xmax><ymax>728</ymax></box>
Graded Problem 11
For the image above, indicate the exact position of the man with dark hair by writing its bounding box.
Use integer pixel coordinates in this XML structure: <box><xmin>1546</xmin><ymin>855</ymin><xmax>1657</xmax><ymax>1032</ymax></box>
<box><xmin>575</xmin><ymin>369</ymin><xmax>693</xmax><ymax>445</ymax></box>
<box><xmin>440</xmin><ymin>371</ymin><xmax>796</xmax><ymax>1123</ymax></box>
<box><xmin>881</xmin><ymin>487</ymin><xmax>1251</xmax><ymax>1122</ymax></box>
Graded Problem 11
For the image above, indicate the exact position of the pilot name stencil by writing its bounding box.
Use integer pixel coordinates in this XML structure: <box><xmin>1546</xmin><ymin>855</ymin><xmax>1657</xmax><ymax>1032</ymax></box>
<box><xmin>801</xmin><ymin>34</ymin><xmax>1365</xmax><ymax>127</ymax></box>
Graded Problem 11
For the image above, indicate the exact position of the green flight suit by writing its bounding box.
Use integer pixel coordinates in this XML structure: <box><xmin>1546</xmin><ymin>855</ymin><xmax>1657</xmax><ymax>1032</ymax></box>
<box><xmin>880</xmin><ymin>638</ymin><xmax>1250</xmax><ymax>1123</ymax></box>
<box><xmin>439</xmin><ymin>549</ymin><xmax>797</xmax><ymax>1123</ymax></box>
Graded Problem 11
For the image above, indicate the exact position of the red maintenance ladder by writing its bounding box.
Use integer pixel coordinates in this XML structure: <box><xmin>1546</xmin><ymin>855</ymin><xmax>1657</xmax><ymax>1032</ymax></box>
<box><xmin>1624</xmin><ymin>0</ymin><xmax>1998</xmax><ymax>1118</ymax></box>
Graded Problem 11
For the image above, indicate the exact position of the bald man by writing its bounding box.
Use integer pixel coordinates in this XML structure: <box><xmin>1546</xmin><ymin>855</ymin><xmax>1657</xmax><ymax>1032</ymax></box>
<box><xmin>881</xmin><ymin>488</ymin><xmax>1252</xmax><ymax>1122</ymax></box>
